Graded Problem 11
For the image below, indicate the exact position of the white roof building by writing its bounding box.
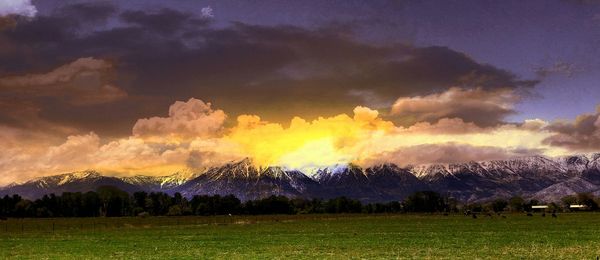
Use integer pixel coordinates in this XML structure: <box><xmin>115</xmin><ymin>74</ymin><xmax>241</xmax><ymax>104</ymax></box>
<box><xmin>569</xmin><ymin>204</ymin><xmax>587</xmax><ymax>209</ymax></box>
<box><xmin>531</xmin><ymin>205</ymin><xmax>548</xmax><ymax>209</ymax></box>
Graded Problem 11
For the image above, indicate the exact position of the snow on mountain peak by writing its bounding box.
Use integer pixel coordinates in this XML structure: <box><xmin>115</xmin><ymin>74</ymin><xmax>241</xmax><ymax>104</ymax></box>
<box><xmin>118</xmin><ymin>169</ymin><xmax>202</xmax><ymax>189</ymax></box>
<box><xmin>409</xmin><ymin>164</ymin><xmax>452</xmax><ymax>178</ymax></box>
<box><xmin>55</xmin><ymin>171</ymin><xmax>99</xmax><ymax>185</ymax></box>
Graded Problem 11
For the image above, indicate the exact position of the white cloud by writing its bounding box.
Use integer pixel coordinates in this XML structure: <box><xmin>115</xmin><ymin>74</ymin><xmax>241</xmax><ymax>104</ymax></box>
<box><xmin>201</xmin><ymin>6</ymin><xmax>214</xmax><ymax>18</ymax></box>
<box><xmin>0</xmin><ymin>0</ymin><xmax>37</xmax><ymax>17</ymax></box>
<box><xmin>132</xmin><ymin>98</ymin><xmax>227</xmax><ymax>140</ymax></box>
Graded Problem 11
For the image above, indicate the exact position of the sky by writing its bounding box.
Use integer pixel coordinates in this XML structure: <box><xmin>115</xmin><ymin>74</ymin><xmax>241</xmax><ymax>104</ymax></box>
<box><xmin>1</xmin><ymin>0</ymin><xmax>600</xmax><ymax>184</ymax></box>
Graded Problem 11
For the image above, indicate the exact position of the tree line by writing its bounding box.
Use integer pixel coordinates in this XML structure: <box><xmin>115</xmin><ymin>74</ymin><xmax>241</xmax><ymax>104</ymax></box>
<box><xmin>0</xmin><ymin>187</ymin><xmax>449</xmax><ymax>218</ymax></box>
<box><xmin>467</xmin><ymin>192</ymin><xmax>600</xmax><ymax>213</ymax></box>
<box><xmin>1</xmin><ymin>186</ymin><xmax>599</xmax><ymax>218</ymax></box>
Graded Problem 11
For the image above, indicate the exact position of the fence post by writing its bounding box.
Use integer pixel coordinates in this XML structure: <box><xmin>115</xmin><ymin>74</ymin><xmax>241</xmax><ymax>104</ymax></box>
<box><xmin>21</xmin><ymin>223</ymin><xmax>23</xmax><ymax>233</ymax></box>
<box><xmin>52</xmin><ymin>222</ymin><xmax>55</xmax><ymax>233</ymax></box>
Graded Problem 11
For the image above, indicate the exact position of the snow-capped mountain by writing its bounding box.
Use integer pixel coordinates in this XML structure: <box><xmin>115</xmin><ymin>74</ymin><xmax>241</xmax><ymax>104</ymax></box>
<box><xmin>0</xmin><ymin>170</ymin><xmax>139</xmax><ymax>199</ymax></box>
<box><xmin>409</xmin><ymin>154</ymin><xmax>600</xmax><ymax>202</ymax></box>
<box><xmin>119</xmin><ymin>175</ymin><xmax>165</xmax><ymax>190</ymax></box>
<box><xmin>314</xmin><ymin>163</ymin><xmax>429</xmax><ymax>203</ymax></box>
<box><xmin>174</xmin><ymin>160</ymin><xmax>430</xmax><ymax>202</ymax></box>
<box><xmin>0</xmin><ymin>170</ymin><xmax>201</xmax><ymax>199</ymax></box>
<box><xmin>173</xmin><ymin>158</ymin><xmax>324</xmax><ymax>201</ymax></box>
<box><xmin>119</xmin><ymin>170</ymin><xmax>200</xmax><ymax>191</ymax></box>
<box><xmin>3</xmin><ymin>153</ymin><xmax>600</xmax><ymax>203</ymax></box>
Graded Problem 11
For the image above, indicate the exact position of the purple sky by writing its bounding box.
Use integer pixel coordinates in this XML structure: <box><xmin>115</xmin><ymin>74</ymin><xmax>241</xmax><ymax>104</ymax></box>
<box><xmin>31</xmin><ymin>0</ymin><xmax>600</xmax><ymax>121</ymax></box>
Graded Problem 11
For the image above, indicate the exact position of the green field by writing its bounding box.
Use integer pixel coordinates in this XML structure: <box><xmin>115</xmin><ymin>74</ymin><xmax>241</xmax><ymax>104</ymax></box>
<box><xmin>1</xmin><ymin>213</ymin><xmax>600</xmax><ymax>259</ymax></box>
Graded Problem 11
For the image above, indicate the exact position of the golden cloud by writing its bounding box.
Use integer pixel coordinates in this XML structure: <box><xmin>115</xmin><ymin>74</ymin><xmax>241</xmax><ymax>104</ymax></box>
<box><xmin>0</xmin><ymin>96</ymin><xmax>572</xmax><ymax>184</ymax></box>
<box><xmin>132</xmin><ymin>98</ymin><xmax>227</xmax><ymax>141</ymax></box>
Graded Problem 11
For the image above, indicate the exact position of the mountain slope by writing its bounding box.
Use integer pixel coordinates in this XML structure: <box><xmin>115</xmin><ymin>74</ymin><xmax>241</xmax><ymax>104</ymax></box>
<box><xmin>412</xmin><ymin>155</ymin><xmax>600</xmax><ymax>202</ymax></box>
<box><xmin>174</xmin><ymin>159</ymin><xmax>324</xmax><ymax>201</ymax></box>
<box><xmin>0</xmin><ymin>171</ymin><xmax>139</xmax><ymax>199</ymax></box>
<box><xmin>531</xmin><ymin>177</ymin><xmax>598</xmax><ymax>202</ymax></box>
<box><xmin>3</xmin><ymin>153</ymin><xmax>600</xmax><ymax>202</ymax></box>
<box><xmin>315</xmin><ymin>164</ymin><xmax>428</xmax><ymax>203</ymax></box>
<box><xmin>119</xmin><ymin>171</ymin><xmax>200</xmax><ymax>191</ymax></box>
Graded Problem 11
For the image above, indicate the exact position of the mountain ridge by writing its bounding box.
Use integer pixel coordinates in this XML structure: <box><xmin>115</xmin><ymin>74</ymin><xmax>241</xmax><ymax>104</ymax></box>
<box><xmin>3</xmin><ymin>153</ymin><xmax>600</xmax><ymax>202</ymax></box>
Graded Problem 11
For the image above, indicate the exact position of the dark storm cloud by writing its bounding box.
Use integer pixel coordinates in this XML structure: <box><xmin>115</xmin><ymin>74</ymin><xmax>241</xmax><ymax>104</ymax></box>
<box><xmin>0</xmin><ymin>4</ymin><xmax>538</xmax><ymax>136</ymax></box>
<box><xmin>0</xmin><ymin>99</ymin><xmax>78</xmax><ymax>138</ymax></box>
<box><xmin>3</xmin><ymin>2</ymin><xmax>116</xmax><ymax>44</ymax></box>
<box><xmin>543</xmin><ymin>106</ymin><xmax>600</xmax><ymax>151</ymax></box>
<box><xmin>0</xmin><ymin>57</ymin><xmax>126</xmax><ymax>105</ymax></box>
<box><xmin>5</xmin><ymin>15</ymin><xmax>72</xmax><ymax>43</ymax></box>
<box><xmin>390</xmin><ymin>87</ymin><xmax>520</xmax><ymax>127</ymax></box>
<box><xmin>59</xmin><ymin>2</ymin><xmax>117</xmax><ymax>24</ymax></box>
<box><xmin>563</xmin><ymin>0</ymin><xmax>600</xmax><ymax>5</ymax></box>
<box><xmin>120</xmin><ymin>8</ymin><xmax>209</xmax><ymax>34</ymax></box>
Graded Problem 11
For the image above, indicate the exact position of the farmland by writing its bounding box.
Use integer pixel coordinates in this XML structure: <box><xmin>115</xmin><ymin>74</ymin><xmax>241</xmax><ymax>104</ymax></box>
<box><xmin>1</xmin><ymin>213</ymin><xmax>600</xmax><ymax>259</ymax></box>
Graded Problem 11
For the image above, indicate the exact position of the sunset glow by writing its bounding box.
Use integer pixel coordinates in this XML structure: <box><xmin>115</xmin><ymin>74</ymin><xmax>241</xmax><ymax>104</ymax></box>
<box><xmin>0</xmin><ymin>0</ymin><xmax>599</xmax><ymax>185</ymax></box>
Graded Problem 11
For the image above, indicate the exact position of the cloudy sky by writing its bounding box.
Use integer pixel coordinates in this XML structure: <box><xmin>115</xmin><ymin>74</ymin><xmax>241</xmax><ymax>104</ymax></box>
<box><xmin>1</xmin><ymin>0</ymin><xmax>599</xmax><ymax>184</ymax></box>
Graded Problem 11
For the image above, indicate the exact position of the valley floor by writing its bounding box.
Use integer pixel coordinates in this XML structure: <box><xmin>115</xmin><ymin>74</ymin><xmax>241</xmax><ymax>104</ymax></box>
<box><xmin>1</xmin><ymin>213</ymin><xmax>600</xmax><ymax>259</ymax></box>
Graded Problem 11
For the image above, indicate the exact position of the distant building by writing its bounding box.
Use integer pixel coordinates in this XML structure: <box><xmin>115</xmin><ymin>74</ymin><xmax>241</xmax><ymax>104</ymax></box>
<box><xmin>569</xmin><ymin>204</ymin><xmax>588</xmax><ymax>210</ymax></box>
<box><xmin>531</xmin><ymin>205</ymin><xmax>548</xmax><ymax>211</ymax></box>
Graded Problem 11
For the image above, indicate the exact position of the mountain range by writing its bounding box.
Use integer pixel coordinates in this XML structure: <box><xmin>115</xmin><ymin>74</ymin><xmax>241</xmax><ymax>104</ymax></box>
<box><xmin>3</xmin><ymin>154</ymin><xmax>600</xmax><ymax>203</ymax></box>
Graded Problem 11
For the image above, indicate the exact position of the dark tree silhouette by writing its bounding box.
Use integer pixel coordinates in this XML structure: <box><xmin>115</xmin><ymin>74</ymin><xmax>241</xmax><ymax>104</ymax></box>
<box><xmin>3</xmin><ymin>189</ymin><xmax>595</xmax><ymax>218</ymax></box>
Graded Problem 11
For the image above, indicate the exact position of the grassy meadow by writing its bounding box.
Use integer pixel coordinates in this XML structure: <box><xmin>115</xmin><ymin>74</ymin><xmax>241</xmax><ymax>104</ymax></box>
<box><xmin>1</xmin><ymin>213</ymin><xmax>600</xmax><ymax>259</ymax></box>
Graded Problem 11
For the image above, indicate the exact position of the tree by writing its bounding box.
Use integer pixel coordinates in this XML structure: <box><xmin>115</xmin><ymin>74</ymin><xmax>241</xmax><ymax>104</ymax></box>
<box><xmin>402</xmin><ymin>191</ymin><xmax>446</xmax><ymax>213</ymax></box>
<box><xmin>325</xmin><ymin>197</ymin><xmax>362</xmax><ymax>214</ymax></box>
<box><xmin>547</xmin><ymin>202</ymin><xmax>561</xmax><ymax>212</ymax></box>
<box><xmin>14</xmin><ymin>199</ymin><xmax>33</xmax><ymax>218</ymax></box>
<box><xmin>167</xmin><ymin>205</ymin><xmax>183</xmax><ymax>216</ymax></box>
<box><xmin>491</xmin><ymin>199</ymin><xmax>508</xmax><ymax>213</ymax></box>
<box><xmin>561</xmin><ymin>195</ymin><xmax>577</xmax><ymax>210</ymax></box>
<box><xmin>577</xmin><ymin>193</ymin><xmax>598</xmax><ymax>210</ymax></box>
<box><xmin>133</xmin><ymin>192</ymin><xmax>148</xmax><ymax>209</ymax></box>
<box><xmin>254</xmin><ymin>196</ymin><xmax>295</xmax><ymax>215</ymax></box>
<box><xmin>509</xmin><ymin>196</ymin><xmax>524</xmax><ymax>212</ymax></box>
<box><xmin>97</xmin><ymin>186</ymin><xmax>131</xmax><ymax>217</ymax></box>
<box><xmin>82</xmin><ymin>191</ymin><xmax>101</xmax><ymax>217</ymax></box>
<box><xmin>523</xmin><ymin>199</ymin><xmax>539</xmax><ymax>212</ymax></box>
<box><xmin>148</xmin><ymin>192</ymin><xmax>171</xmax><ymax>215</ymax></box>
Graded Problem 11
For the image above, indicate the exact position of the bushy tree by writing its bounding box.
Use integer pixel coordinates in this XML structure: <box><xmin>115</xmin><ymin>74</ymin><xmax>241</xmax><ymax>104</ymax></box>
<box><xmin>325</xmin><ymin>197</ymin><xmax>362</xmax><ymax>214</ymax></box>
<box><xmin>577</xmin><ymin>193</ymin><xmax>598</xmax><ymax>210</ymax></box>
<box><xmin>97</xmin><ymin>186</ymin><xmax>131</xmax><ymax>217</ymax></box>
<box><xmin>167</xmin><ymin>205</ymin><xmax>183</xmax><ymax>216</ymax></box>
<box><xmin>561</xmin><ymin>195</ymin><xmax>577</xmax><ymax>210</ymax></box>
<box><xmin>491</xmin><ymin>199</ymin><xmax>508</xmax><ymax>213</ymax></box>
<box><xmin>402</xmin><ymin>191</ymin><xmax>445</xmax><ymax>213</ymax></box>
<box><xmin>509</xmin><ymin>196</ymin><xmax>525</xmax><ymax>212</ymax></box>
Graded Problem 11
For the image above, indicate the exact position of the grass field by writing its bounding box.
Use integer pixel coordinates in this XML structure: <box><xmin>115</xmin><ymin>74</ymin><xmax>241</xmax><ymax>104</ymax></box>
<box><xmin>1</xmin><ymin>213</ymin><xmax>600</xmax><ymax>259</ymax></box>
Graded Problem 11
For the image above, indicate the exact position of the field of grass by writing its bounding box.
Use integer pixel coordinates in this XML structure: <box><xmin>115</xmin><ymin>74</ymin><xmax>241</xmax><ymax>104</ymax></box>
<box><xmin>1</xmin><ymin>213</ymin><xmax>600</xmax><ymax>259</ymax></box>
